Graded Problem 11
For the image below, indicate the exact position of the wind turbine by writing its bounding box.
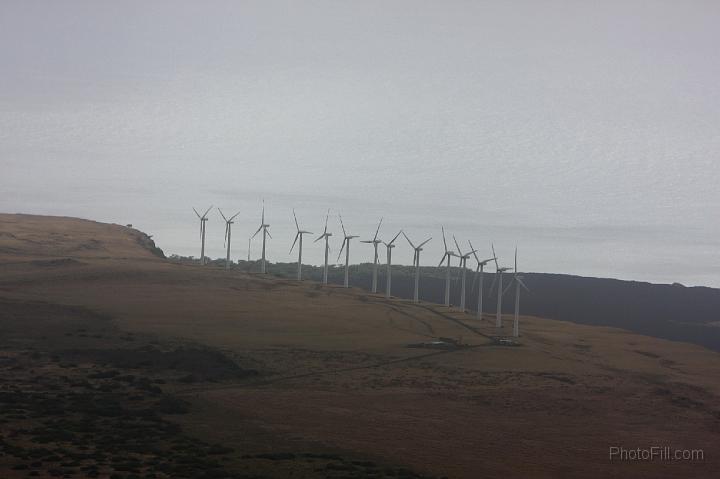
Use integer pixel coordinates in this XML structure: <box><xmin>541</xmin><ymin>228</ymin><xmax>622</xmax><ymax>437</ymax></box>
<box><xmin>489</xmin><ymin>243</ymin><xmax>513</xmax><ymax>328</ymax></box>
<box><xmin>251</xmin><ymin>201</ymin><xmax>271</xmax><ymax>273</ymax></box>
<box><xmin>503</xmin><ymin>248</ymin><xmax>530</xmax><ymax>337</ymax></box>
<box><xmin>192</xmin><ymin>206</ymin><xmax>213</xmax><ymax>265</ymax></box>
<box><xmin>314</xmin><ymin>210</ymin><xmax>332</xmax><ymax>284</ymax></box>
<box><xmin>383</xmin><ymin>230</ymin><xmax>402</xmax><ymax>299</ymax></box>
<box><xmin>438</xmin><ymin>226</ymin><xmax>459</xmax><ymax>306</ymax></box>
<box><xmin>403</xmin><ymin>232</ymin><xmax>432</xmax><ymax>303</ymax></box>
<box><xmin>360</xmin><ymin>218</ymin><xmax>383</xmax><ymax>294</ymax></box>
<box><xmin>453</xmin><ymin>236</ymin><xmax>476</xmax><ymax>312</ymax></box>
<box><xmin>337</xmin><ymin>215</ymin><xmax>359</xmax><ymax>288</ymax></box>
<box><xmin>469</xmin><ymin>240</ymin><xmax>496</xmax><ymax>321</ymax></box>
<box><xmin>218</xmin><ymin>208</ymin><xmax>240</xmax><ymax>269</ymax></box>
<box><xmin>290</xmin><ymin>210</ymin><xmax>312</xmax><ymax>280</ymax></box>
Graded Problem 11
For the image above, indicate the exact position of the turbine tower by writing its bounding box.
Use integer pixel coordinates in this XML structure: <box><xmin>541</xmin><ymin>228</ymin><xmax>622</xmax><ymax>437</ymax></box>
<box><xmin>503</xmin><ymin>248</ymin><xmax>530</xmax><ymax>337</ymax></box>
<box><xmin>290</xmin><ymin>210</ymin><xmax>312</xmax><ymax>281</ymax></box>
<box><xmin>314</xmin><ymin>210</ymin><xmax>332</xmax><ymax>284</ymax></box>
<box><xmin>218</xmin><ymin>208</ymin><xmax>240</xmax><ymax>269</ymax></box>
<box><xmin>490</xmin><ymin>243</ymin><xmax>513</xmax><ymax>328</ymax></box>
<box><xmin>192</xmin><ymin>206</ymin><xmax>213</xmax><ymax>265</ymax></box>
<box><xmin>337</xmin><ymin>215</ymin><xmax>359</xmax><ymax>288</ymax></box>
<box><xmin>469</xmin><ymin>240</ymin><xmax>496</xmax><ymax>321</ymax></box>
<box><xmin>383</xmin><ymin>230</ymin><xmax>402</xmax><ymax>299</ymax></box>
<box><xmin>251</xmin><ymin>201</ymin><xmax>271</xmax><ymax>273</ymax></box>
<box><xmin>453</xmin><ymin>236</ymin><xmax>477</xmax><ymax>312</ymax></box>
<box><xmin>360</xmin><ymin>218</ymin><xmax>383</xmax><ymax>294</ymax></box>
<box><xmin>437</xmin><ymin>226</ymin><xmax>458</xmax><ymax>306</ymax></box>
<box><xmin>403</xmin><ymin>232</ymin><xmax>432</xmax><ymax>303</ymax></box>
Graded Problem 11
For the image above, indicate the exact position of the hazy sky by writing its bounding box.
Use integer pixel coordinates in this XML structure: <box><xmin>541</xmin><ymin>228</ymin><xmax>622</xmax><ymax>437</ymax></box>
<box><xmin>1</xmin><ymin>1</ymin><xmax>719</xmax><ymax>286</ymax></box>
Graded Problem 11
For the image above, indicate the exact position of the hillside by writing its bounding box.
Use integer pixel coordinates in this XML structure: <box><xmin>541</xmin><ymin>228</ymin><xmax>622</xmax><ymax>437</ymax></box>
<box><xmin>1</xmin><ymin>213</ymin><xmax>719</xmax><ymax>478</ymax></box>
<box><xmin>213</xmin><ymin>260</ymin><xmax>720</xmax><ymax>352</ymax></box>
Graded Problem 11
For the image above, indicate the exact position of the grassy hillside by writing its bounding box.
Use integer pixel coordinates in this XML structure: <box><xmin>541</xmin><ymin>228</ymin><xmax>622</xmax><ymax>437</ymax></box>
<box><xmin>182</xmin><ymin>256</ymin><xmax>720</xmax><ymax>352</ymax></box>
<box><xmin>1</xmin><ymin>213</ymin><xmax>719</xmax><ymax>478</ymax></box>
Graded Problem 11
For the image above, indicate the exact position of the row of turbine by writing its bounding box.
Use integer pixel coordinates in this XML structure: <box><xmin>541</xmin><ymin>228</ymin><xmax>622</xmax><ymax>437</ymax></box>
<box><xmin>193</xmin><ymin>204</ymin><xmax>530</xmax><ymax>337</ymax></box>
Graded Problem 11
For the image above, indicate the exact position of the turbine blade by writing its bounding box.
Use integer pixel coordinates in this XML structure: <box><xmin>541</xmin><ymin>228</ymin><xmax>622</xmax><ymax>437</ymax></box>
<box><xmin>438</xmin><ymin>252</ymin><xmax>447</xmax><ymax>268</ymax></box>
<box><xmin>418</xmin><ymin>237</ymin><xmax>432</xmax><ymax>248</ymax></box>
<box><xmin>338</xmin><ymin>214</ymin><xmax>347</xmax><ymax>237</ymax></box>
<box><xmin>442</xmin><ymin>226</ymin><xmax>448</xmax><ymax>251</ymax></box>
<box><xmin>218</xmin><ymin>208</ymin><xmax>228</xmax><ymax>222</ymax></box>
<box><xmin>323</xmin><ymin>209</ymin><xmax>329</xmax><ymax>233</ymax></box>
<box><xmin>202</xmin><ymin>206</ymin><xmax>213</xmax><ymax>218</ymax></box>
<box><xmin>517</xmin><ymin>277</ymin><xmax>530</xmax><ymax>292</ymax></box>
<box><xmin>373</xmin><ymin>217</ymin><xmax>383</xmax><ymax>241</ymax></box>
<box><xmin>293</xmin><ymin>209</ymin><xmax>300</xmax><ymax>231</ymax></box>
<box><xmin>402</xmin><ymin>231</ymin><xmax>415</xmax><ymax>249</ymax></box>
<box><xmin>266</xmin><ymin>228</ymin><xmax>272</xmax><ymax>239</ymax></box>
<box><xmin>489</xmin><ymin>274</ymin><xmax>498</xmax><ymax>293</ymax></box>
<box><xmin>337</xmin><ymin>239</ymin><xmax>346</xmax><ymax>262</ymax></box>
<box><xmin>515</xmin><ymin>246</ymin><xmax>518</xmax><ymax>273</ymax></box>
<box><xmin>469</xmin><ymin>240</ymin><xmax>480</xmax><ymax>263</ymax></box>
<box><xmin>251</xmin><ymin>225</ymin><xmax>262</xmax><ymax>239</ymax></box>
<box><xmin>193</xmin><ymin>207</ymin><xmax>201</xmax><ymax>219</ymax></box>
<box><xmin>230</xmin><ymin>211</ymin><xmax>241</xmax><ymax>221</ymax></box>
<box><xmin>492</xmin><ymin>243</ymin><xmax>499</xmax><ymax>270</ymax></box>
<box><xmin>453</xmin><ymin>235</ymin><xmax>463</xmax><ymax>256</ymax></box>
<box><xmin>290</xmin><ymin>232</ymin><xmax>299</xmax><ymax>254</ymax></box>
<box><xmin>389</xmin><ymin>230</ymin><xmax>402</xmax><ymax>245</ymax></box>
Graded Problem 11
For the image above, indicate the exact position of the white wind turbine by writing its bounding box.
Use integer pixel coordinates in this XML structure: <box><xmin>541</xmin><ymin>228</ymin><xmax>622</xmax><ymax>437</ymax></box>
<box><xmin>218</xmin><ymin>208</ymin><xmax>240</xmax><ymax>269</ymax></box>
<box><xmin>403</xmin><ymin>232</ymin><xmax>432</xmax><ymax>303</ymax></box>
<box><xmin>337</xmin><ymin>215</ymin><xmax>359</xmax><ymax>288</ymax></box>
<box><xmin>503</xmin><ymin>248</ymin><xmax>530</xmax><ymax>337</ymax></box>
<box><xmin>453</xmin><ymin>236</ymin><xmax>477</xmax><ymax>312</ymax></box>
<box><xmin>314</xmin><ymin>210</ymin><xmax>332</xmax><ymax>284</ymax></box>
<box><xmin>360</xmin><ymin>218</ymin><xmax>383</xmax><ymax>294</ymax></box>
<box><xmin>290</xmin><ymin>210</ymin><xmax>312</xmax><ymax>281</ymax></box>
<box><xmin>383</xmin><ymin>230</ymin><xmax>402</xmax><ymax>299</ymax></box>
<box><xmin>438</xmin><ymin>226</ymin><xmax>459</xmax><ymax>306</ymax></box>
<box><xmin>251</xmin><ymin>201</ymin><xmax>271</xmax><ymax>273</ymax></box>
<box><xmin>489</xmin><ymin>243</ymin><xmax>513</xmax><ymax>328</ymax></box>
<box><xmin>192</xmin><ymin>206</ymin><xmax>213</xmax><ymax>265</ymax></box>
<box><xmin>469</xmin><ymin>240</ymin><xmax>496</xmax><ymax>321</ymax></box>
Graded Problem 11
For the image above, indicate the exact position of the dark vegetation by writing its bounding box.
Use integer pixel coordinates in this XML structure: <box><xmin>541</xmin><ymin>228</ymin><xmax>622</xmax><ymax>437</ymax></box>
<box><xmin>173</xmin><ymin>256</ymin><xmax>720</xmax><ymax>352</ymax></box>
<box><xmin>133</xmin><ymin>230</ymin><xmax>165</xmax><ymax>258</ymax></box>
<box><xmin>63</xmin><ymin>346</ymin><xmax>259</xmax><ymax>382</ymax></box>
<box><xmin>0</xmin><ymin>298</ymin><xmax>436</xmax><ymax>478</ymax></box>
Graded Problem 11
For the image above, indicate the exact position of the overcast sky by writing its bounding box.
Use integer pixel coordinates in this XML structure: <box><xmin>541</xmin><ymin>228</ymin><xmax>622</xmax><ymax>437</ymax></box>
<box><xmin>1</xmin><ymin>1</ymin><xmax>719</xmax><ymax>286</ymax></box>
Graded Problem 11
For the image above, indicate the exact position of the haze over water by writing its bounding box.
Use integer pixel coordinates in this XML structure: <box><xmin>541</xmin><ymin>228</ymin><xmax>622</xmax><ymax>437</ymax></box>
<box><xmin>2</xmin><ymin>1</ymin><xmax>719</xmax><ymax>287</ymax></box>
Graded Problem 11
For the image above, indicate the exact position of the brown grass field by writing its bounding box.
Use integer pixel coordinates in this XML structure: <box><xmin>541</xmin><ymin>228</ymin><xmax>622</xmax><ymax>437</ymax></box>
<box><xmin>1</xmin><ymin>213</ymin><xmax>719</xmax><ymax>478</ymax></box>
